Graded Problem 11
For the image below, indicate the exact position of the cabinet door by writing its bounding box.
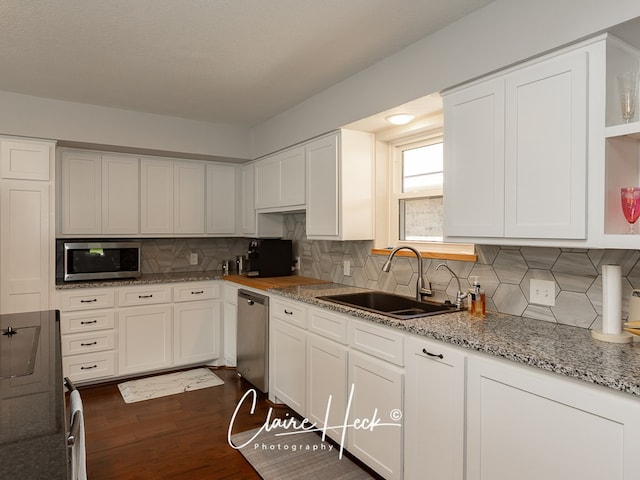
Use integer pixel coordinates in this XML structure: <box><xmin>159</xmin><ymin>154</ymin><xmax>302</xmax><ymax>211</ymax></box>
<box><xmin>101</xmin><ymin>154</ymin><xmax>139</xmax><ymax>234</ymax></box>
<box><xmin>174</xmin><ymin>160</ymin><xmax>205</xmax><ymax>234</ymax></box>
<box><xmin>307</xmin><ymin>332</ymin><xmax>348</xmax><ymax>444</ymax></box>
<box><xmin>443</xmin><ymin>79</ymin><xmax>505</xmax><ymax>238</ymax></box>
<box><xmin>270</xmin><ymin>318</ymin><xmax>306</xmax><ymax>414</ymax></box>
<box><xmin>404</xmin><ymin>336</ymin><xmax>465</xmax><ymax>480</ymax></box>
<box><xmin>206</xmin><ymin>163</ymin><xmax>236</xmax><ymax>234</ymax></box>
<box><xmin>466</xmin><ymin>355</ymin><xmax>640</xmax><ymax>480</ymax></box>
<box><xmin>240</xmin><ymin>163</ymin><xmax>256</xmax><ymax>235</ymax></box>
<box><xmin>0</xmin><ymin>181</ymin><xmax>50</xmax><ymax>314</ymax></box>
<box><xmin>278</xmin><ymin>146</ymin><xmax>306</xmax><ymax>207</ymax></box>
<box><xmin>504</xmin><ymin>51</ymin><xmax>587</xmax><ymax>238</ymax></box>
<box><xmin>223</xmin><ymin>300</ymin><xmax>237</xmax><ymax>367</ymax></box>
<box><xmin>306</xmin><ymin>134</ymin><xmax>339</xmax><ymax>236</ymax></box>
<box><xmin>140</xmin><ymin>158</ymin><xmax>174</xmax><ymax>234</ymax></box>
<box><xmin>255</xmin><ymin>156</ymin><xmax>280</xmax><ymax>209</ymax></box>
<box><xmin>61</xmin><ymin>150</ymin><xmax>102</xmax><ymax>234</ymax></box>
<box><xmin>173</xmin><ymin>300</ymin><xmax>220</xmax><ymax>366</ymax></box>
<box><xmin>347</xmin><ymin>350</ymin><xmax>403</xmax><ymax>480</ymax></box>
<box><xmin>1</xmin><ymin>138</ymin><xmax>51</xmax><ymax>180</ymax></box>
<box><xmin>118</xmin><ymin>305</ymin><xmax>172</xmax><ymax>375</ymax></box>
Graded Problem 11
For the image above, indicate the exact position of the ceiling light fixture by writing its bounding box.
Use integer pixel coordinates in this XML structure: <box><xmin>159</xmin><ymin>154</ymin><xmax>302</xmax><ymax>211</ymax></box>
<box><xmin>385</xmin><ymin>113</ymin><xmax>415</xmax><ymax>125</ymax></box>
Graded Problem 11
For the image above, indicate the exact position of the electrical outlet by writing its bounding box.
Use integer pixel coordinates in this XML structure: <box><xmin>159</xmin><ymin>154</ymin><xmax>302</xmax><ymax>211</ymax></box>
<box><xmin>343</xmin><ymin>260</ymin><xmax>351</xmax><ymax>276</ymax></box>
<box><xmin>188</xmin><ymin>253</ymin><xmax>198</xmax><ymax>266</ymax></box>
<box><xmin>530</xmin><ymin>279</ymin><xmax>555</xmax><ymax>306</ymax></box>
<box><xmin>295</xmin><ymin>256</ymin><xmax>301</xmax><ymax>271</ymax></box>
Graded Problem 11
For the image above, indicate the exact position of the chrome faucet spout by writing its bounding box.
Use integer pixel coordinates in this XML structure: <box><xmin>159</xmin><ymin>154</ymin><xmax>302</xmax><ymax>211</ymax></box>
<box><xmin>381</xmin><ymin>246</ymin><xmax>432</xmax><ymax>301</ymax></box>
<box><xmin>436</xmin><ymin>263</ymin><xmax>467</xmax><ymax>310</ymax></box>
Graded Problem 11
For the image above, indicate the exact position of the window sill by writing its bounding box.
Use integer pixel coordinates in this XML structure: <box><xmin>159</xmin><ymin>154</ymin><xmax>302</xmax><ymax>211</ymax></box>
<box><xmin>371</xmin><ymin>248</ymin><xmax>477</xmax><ymax>262</ymax></box>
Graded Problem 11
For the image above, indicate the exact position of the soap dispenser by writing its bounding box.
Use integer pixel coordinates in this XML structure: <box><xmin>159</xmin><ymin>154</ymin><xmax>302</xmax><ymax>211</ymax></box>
<box><xmin>469</xmin><ymin>276</ymin><xmax>486</xmax><ymax>317</ymax></box>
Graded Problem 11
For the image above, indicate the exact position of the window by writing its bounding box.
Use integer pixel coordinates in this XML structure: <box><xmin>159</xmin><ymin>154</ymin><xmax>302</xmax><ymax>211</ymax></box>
<box><xmin>391</xmin><ymin>134</ymin><xmax>444</xmax><ymax>244</ymax></box>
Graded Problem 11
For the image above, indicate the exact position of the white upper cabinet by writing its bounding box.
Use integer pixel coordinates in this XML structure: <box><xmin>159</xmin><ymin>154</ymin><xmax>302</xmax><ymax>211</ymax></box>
<box><xmin>173</xmin><ymin>160</ymin><xmax>205</xmax><ymax>234</ymax></box>
<box><xmin>61</xmin><ymin>150</ymin><xmax>139</xmax><ymax>235</ymax></box>
<box><xmin>206</xmin><ymin>163</ymin><xmax>236</xmax><ymax>235</ymax></box>
<box><xmin>101</xmin><ymin>154</ymin><xmax>139</xmax><ymax>234</ymax></box>
<box><xmin>255</xmin><ymin>146</ymin><xmax>305</xmax><ymax>211</ymax></box>
<box><xmin>443</xmin><ymin>38</ymin><xmax>599</xmax><ymax>245</ymax></box>
<box><xmin>60</xmin><ymin>150</ymin><xmax>102</xmax><ymax>235</ymax></box>
<box><xmin>305</xmin><ymin>130</ymin><xmax>374</xmax><ymax>240</ymax></box>
<box><xmin>504</xmin><ymin>52</ymin><xmax>587</xmax><ymax>239</ymax></box>
<box><xmin>140</xmin><ymin>158</ymin><xmax>174</xmax><ymax>234</ymax></box>
<box><xmin>1</xmin><ymin>138</ymin><xmax>52</xmax><ymax>181</ymax></box>
<box><xmin>443</xmin><ymin>80</ymin><xmax>505</xmax><ymax>238</ymax></box>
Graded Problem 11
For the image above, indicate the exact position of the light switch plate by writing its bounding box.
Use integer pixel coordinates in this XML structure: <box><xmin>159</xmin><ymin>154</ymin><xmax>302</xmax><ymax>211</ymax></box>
<box><xmin>530</xmin><ymin>279</ymin><xmax>555</xmax><ymax>306</ymax></box>
<box><xmin>188</xmin><ymin>253</ymin><xmax>198</xmax><ymax>265</ymax></box>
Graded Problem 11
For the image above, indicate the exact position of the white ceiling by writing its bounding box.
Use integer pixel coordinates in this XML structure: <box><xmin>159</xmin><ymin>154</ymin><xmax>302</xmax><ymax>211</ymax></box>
<box><xmin>0</xmin><ymin>0</ymin><xmax>493</xmax><ymax>127</ymax></box>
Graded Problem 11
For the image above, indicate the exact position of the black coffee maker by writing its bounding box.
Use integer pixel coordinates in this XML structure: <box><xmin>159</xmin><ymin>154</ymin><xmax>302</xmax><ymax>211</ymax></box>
<box><xmin>246</xmin><ymin>239</ymin><xmax>293</xmax><ymax>277</ymax></box>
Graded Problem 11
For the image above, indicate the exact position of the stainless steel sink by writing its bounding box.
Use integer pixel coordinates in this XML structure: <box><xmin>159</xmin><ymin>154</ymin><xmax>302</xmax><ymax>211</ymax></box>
<box><xmin>317</xmin><ymin>291</ymin><xmax>458</xmax><ymax>319</ymax></box>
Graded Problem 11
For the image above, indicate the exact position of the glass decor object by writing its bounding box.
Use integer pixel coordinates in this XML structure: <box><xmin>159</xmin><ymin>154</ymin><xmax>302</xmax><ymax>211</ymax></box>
<box><xmin>617</xmin><ymin>72</ymin><xmax>640</xmax><ymax>123</ymax></box>
<box><xmin>621</xmin><ymin>187</ymin><xmax>640</xmax><ymax>234</ymax></box>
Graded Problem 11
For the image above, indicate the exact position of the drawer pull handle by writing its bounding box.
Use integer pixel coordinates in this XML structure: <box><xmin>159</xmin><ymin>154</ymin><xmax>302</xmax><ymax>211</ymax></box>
<box><xmin>80</xmin><ymin>320</ymin><xmax>98</xmax><ymax>325</ymax></box>
<box><xmin>191</xmin><ymin>290</ymin><xmax>204</xmax><ymax>295</ymax></box>
<box><xmin>80</xmin><ymin>299</ymin><xmax>97</xmax><ymax>303</ymax></box>
<box><xmin>284</xmin><ymin>309</ymin><xmax>293</xmax><ymax>315</ymax></box>
<box><xmin>422</xmin><ymin>348</ymin><xmax>443</xmax><ymax>359</ymax></box>
<box><xmin>80</xmin><ymin>364</ymin><xmax>97</xmax><ymax>370</ymax></box>
<box><xmin>138</xmin><ymin>294</ymin><xmax>153</xmax><ymax>299</ymax></box>
<box><xmin>81</xmin><ymin>341</ymin><xmax>97</xmax><ymax>347</ymax></box>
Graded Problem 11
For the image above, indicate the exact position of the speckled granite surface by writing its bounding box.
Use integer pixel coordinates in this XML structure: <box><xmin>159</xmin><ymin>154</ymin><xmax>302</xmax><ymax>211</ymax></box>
<box><xmin>55</xmin><ymin>270</ymin><xmax>223</xmax><ymax>289</ymax></box>
<box><xmin>268</xmin><ymin>283</ymin><xmax>640</xmax><ymax>397</ymax></box>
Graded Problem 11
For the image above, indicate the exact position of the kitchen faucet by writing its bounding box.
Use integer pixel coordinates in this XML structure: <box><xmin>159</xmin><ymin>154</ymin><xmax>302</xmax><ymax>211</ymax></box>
<box><xmin>381</xmin><ymin>246</ymin><xmax>432</xmax><ymax>301</ymax></box>
<box><xmin>436</xmin><ymin>263</ymin><xmax>467</xmax><ymax>310</ymax></box>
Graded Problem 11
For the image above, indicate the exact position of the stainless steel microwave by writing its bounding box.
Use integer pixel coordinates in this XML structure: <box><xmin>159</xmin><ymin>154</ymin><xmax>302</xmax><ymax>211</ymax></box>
<box><xmin>63</xmin><ymin>242</ymin><xmax>141</xmax><ymax>281</ymax></box>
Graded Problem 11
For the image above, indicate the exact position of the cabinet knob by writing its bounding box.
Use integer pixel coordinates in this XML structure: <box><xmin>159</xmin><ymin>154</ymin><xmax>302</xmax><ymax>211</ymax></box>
<box><xmin>422</xmin><ymin>348</ymin><xmax>443</xmax><ymax>359</ymax></box>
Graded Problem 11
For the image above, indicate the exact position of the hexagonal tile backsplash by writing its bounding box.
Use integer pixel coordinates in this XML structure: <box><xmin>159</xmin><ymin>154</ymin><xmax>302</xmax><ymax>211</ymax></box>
<box><xmin>283</xmin><ymin>213</ymin><xmax>640</xmax><ymax>330</ymax></box>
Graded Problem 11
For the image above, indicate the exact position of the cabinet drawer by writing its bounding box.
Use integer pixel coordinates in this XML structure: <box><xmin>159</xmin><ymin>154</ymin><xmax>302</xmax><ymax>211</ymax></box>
<box><xmin>173</xmin><ymin>282</ymin><xmax>220</xmax><ymax>302</ymax></box>
<box><xmin>308</xmin><ymin>306</ymin><xmax>348</xmax><ymax>344</ymax></box>
<box><xmin>117</xmin><ymin>285</ymin><xmax>171</xmax><ymax>306</ymax></box>
<box><xmin>62</xmin><ymin>331</ymin><xmax>116</xmax><ymax>356</ymax></box>
<box><xmin>63</xmin><ymin>351</ymin><xmax>116</xmax><ymax>382</ymax></box>
<box><xmin>60</xmin><ymin>310</ymin><xmax>115</xmax><ymax>334</ymax></box>
<box><xmin>349</xmin><ymin>318</ymin><xmax>404</xmax><ymax>366</ymax></box>
<box><xmin>271</xmin><ymin>298</ymin><xmax>307</xmax><ymax>328</ymax></box>
<box><xmin>58</xmin><ymin>288</ymin><xmax>115</xmax><ymax>311</ymax></box>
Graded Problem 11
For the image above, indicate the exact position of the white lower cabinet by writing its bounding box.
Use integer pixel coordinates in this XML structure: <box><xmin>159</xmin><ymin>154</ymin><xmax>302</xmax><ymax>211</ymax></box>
<box><xmin>58</xmin><ymin>280</ymin><xmax>223</xmax><ymax>383</ymax></box>
<box><xmin>306</xmin><ymin>332</ymin><xmax>348</xmax><ymax>443</ymax></box>
<box><xmin>118</xmin><ymin>305</ymin><xmax>173</xmax><ymax>375</ymax></box>
<box><xmin>404</xmin><ymin>336</ymin><xmax>465</xmax><ymax>480</ymax></box>
<box><xmin>466</xmin><ymin>354</ymin><xmax>640</xmax><ymax>480</ymax></box>
<box><xmin>173</xmin><ymin>300</ymin><xmax>220</xmax><ymax>366</ymax></box>
<box><xmin>270</xmin><ymin>317</ymin><xmax>307</xmax><ymax>413</ymax></box>
<box><xmin>348</xmin><ymin>350</ymin><xmax>403</xmax><ymax>480</ymax></box>
<box><xmin>222</xmin><ymin>282</ymin><xmax>238</xmax><ymax>366</ymax></box>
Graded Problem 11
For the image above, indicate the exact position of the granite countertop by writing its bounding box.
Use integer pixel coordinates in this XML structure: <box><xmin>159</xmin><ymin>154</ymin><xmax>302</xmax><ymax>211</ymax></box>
<box><xmin>0</xmin><ymin>310</ymin><xmax>67</xmax><ymax>479</ymax></box>
<box><xmin>55</xmin><ymin>270</ymin><xmax>223</xmax><ymax>289</ymax></box>
<box><xmin>269</xmin><ymin>283</ymin><xmax>640</xmax><ymax>397</ymax></box>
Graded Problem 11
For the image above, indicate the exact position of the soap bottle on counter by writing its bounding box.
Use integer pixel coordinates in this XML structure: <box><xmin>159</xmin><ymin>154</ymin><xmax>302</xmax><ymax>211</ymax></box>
<box><xmin>469</xmin><ymin>276</ymin><xmax>486</xmax><ymax>317</ymax></box>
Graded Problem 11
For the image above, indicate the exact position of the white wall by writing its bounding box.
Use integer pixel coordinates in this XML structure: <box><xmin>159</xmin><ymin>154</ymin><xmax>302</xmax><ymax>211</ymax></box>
<box><xmin>251</xmin><ymin>0</ymin><xmax>640</xmax><ymax>158</ymax></box>
<box><xmin>0</xmin><ymin>90</ymin><xmax>251</xmax><ymax>161</ymax></box>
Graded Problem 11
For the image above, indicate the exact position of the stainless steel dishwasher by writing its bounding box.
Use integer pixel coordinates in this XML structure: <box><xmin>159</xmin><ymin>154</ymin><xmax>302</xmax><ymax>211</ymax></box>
<box><xmin>236</xmin><ymin>289</ymin><xmax>269</xmax><ymax>393</ymax></box>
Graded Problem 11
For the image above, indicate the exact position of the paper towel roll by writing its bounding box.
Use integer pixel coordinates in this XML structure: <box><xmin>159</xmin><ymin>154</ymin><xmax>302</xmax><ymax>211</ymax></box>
<box><xmin>602</xmin><ymin>265</ymin><xmax>622</xmax><ymax>335</ymax></box>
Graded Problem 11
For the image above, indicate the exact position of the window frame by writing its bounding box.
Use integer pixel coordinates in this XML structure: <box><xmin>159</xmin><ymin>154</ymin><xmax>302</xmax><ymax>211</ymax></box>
<box><xmin>377</xmin><ymin>129</ymin><xmax>474</xmax><ymax>257</ymax></box>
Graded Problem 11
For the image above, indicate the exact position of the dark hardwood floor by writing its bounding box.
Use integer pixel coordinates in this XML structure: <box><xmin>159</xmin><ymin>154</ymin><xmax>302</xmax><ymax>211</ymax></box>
<box><xmin>75</xmin><ymin>367</ymin><xmax>290</xmax><ymax>480</ymax></box>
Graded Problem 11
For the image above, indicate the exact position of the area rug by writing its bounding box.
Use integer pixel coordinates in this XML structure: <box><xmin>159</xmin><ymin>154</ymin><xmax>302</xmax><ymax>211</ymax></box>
<box><xmin>231</xmin><ymin>427</ymin><xmax>375</xmax><ymax>479</ymax></box>
<box><xmin>117</xmin><ymin>368</ymin><xmax>224</xmax><ymax>403</ymax></box>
